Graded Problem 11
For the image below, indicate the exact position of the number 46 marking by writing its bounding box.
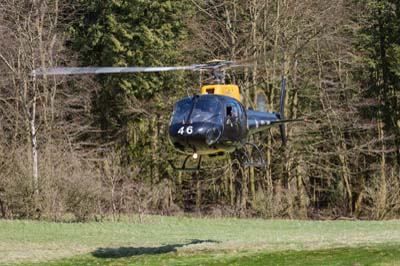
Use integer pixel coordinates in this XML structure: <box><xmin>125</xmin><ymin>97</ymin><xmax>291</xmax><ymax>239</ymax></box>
<box><xmin>178</xmin><ymin>126</ymin><xmax>193</xmax><ymax>135</ymax></box>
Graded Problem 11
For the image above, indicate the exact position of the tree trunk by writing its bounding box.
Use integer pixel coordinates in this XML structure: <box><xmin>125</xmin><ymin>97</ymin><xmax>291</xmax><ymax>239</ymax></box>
<box><xmin>150</xmin><ymin>116</ymin><xmax>159</xmax><ymax>183</ymax></box>
<box><xmin>30</xmin><ymin>101</ymin><xmax>39</xmax><ymax>197</ymax></box>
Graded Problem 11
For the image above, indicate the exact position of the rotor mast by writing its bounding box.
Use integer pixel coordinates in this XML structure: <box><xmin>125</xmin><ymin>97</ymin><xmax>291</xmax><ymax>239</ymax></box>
<box><xmin>212</xmin><ymin>68</ymin><xmax>225</xmax><ymax>84</ymax></box>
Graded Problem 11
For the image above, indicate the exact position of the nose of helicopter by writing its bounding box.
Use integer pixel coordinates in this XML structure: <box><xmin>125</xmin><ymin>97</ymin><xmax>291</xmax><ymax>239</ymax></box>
<box><xmin>169</xmin><ymin>122</ymin><xmax>222</xmax><ymax>153</ymax></box>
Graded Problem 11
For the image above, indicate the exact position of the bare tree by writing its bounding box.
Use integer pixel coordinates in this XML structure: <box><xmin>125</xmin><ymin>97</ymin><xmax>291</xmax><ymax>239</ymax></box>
<box><xmin>0</xmin><ymin>0</ymin><xmax>92</xmax><ymax>214</ymax></box>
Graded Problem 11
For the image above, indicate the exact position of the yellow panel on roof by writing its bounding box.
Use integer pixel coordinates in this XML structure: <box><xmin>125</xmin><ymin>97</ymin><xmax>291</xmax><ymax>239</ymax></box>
<box><xmin>200</xmin><ymin>84</ymin><xmax>241</xmax><ymax>102</ymax></box>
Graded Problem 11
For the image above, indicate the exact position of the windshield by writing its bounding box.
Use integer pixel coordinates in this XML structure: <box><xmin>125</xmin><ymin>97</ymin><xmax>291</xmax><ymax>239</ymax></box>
<box><xmin>190</xmin><ymin>97</ymin><xmax>222</xmax><ymax>123</ymax></box>
<box><xmin>171</xmin><ymin>98</ymin><xmax>192</xmax><ymax>125</ymax></box>
<box><xmin>170</xmin><ymin>96</ymin><xmax>223</xmax><ymax>125</ymax></box>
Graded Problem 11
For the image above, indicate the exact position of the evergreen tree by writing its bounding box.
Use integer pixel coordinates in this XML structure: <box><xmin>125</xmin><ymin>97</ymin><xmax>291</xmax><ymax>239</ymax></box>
<box><xmin>67</xmin><ymin>0</ymin><xmax>195</xmax><ymax>183</ymax></box>
<box><xmin>69</xmin><ymin>0</ymin><xmax>192</xmax><ymax>138</ymax></box>
<box><xmin>356</xmin><ymin>0</ymin><xmax>400</xmax><ymax>164</ymax></box>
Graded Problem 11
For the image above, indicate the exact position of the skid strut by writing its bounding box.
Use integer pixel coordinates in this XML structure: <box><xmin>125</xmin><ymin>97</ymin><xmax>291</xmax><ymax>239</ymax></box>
<box><xmin>168</xmin><ymin>155</ymin><xmax>203</xmax><ymax>172</ymax></box>
<box><xmin>235</xmin><ymin>142</ymin><xmax>265</xmax><ymax>167</ymax></box>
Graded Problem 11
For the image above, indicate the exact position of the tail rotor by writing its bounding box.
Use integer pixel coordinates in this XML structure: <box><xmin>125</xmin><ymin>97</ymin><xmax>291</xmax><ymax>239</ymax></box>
<box><xmin>279</xmin><ymin>75</ymin><xmax>287</xmax><ymax>145</ymax></box>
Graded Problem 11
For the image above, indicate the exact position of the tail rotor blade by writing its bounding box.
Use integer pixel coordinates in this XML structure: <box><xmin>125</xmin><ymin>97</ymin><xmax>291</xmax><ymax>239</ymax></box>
<box><xmin>279</xmin><ymin>75</ymin><xmax>286</xmax><ymax>145</ymax></box>
<box><xmin>279</xmin><ymin>75</ymin><xmax>286</xmax><ymax>117</ymax></box>
<box><xmin>280</xmin><ymin>124</ymin><xmax>287</xmax><ymax>145</ymax></box>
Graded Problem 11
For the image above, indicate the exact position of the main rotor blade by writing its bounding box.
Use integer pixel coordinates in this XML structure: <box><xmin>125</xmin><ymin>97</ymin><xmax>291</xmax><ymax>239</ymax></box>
<box><xmin>31</xmin><ymin>58</ymin><xmax>257</xmax><ymax>77</ymax></box>
<box><xmin>229</xmin><ymin>58</ymin><xmax>257</xmax><ymax>69</ymax></box>
<box><xmin>32</xmin><ymin>65</ymin><xmax>199</xmax><ymax>76</ymax></box>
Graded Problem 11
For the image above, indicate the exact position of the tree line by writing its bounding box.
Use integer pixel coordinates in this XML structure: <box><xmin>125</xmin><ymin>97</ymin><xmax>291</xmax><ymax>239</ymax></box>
<box><xmin>0</xmin><ymin>0</ymin><xmax>399</xmax><ymax>221</ymax></box>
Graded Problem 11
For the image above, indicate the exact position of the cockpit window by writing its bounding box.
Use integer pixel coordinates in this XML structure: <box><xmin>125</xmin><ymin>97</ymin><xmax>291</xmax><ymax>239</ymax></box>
<box><xmin>191</xmin><ymin>97</ymin><xmax>222</xmax><ymax>123</ymax></box>
<box><xmin>170</xmin><ymin>96</ymin><xmax>223</xmax><ymax>125</ymax></box>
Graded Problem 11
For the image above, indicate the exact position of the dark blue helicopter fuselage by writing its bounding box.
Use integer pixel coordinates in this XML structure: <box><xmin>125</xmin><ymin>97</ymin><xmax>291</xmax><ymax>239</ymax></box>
<box><xmin>168</xmin><ymin>94</ymin><xmax>280</xmax><ymax>156</ymax></box>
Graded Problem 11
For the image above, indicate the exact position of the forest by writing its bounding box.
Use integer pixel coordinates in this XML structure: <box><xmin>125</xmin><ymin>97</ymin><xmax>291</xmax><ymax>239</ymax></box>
<box><xmin>0</xmin><ymin>0</ymin><xmax>399</xmax><ymax>221</ymax></box>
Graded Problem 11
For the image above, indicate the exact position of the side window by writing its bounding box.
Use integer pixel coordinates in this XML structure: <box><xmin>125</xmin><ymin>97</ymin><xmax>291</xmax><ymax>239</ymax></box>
<box><xmin>226</xmin><ymin>104</ymin><xmax>240</xmax><ymax>128</ymax></box>
<box><xmin>226</xmin><ymin>105</ymin><xmax>238</xmax><ymax>118</ymax></box>
<box><xmin>226</xmin><ymin>106</ymin><xmax>232</xmax><ymax>117</ymax></box>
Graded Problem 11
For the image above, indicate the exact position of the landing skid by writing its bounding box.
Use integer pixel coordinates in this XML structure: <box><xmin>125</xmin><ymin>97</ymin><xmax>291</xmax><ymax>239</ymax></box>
<box><xmin>234</xmin><ymin>142</ymin><xmax>266</xmax><ymax>167</ymax></box>
<box><xmin>169</xmin><ymin>142</ymin><xmax>265</xmax><ymax>172</ymax></box>
<box><xmin>168</xmin><ymin>155</ymin><xmax>204</xmax><ymax>172</ymax></box>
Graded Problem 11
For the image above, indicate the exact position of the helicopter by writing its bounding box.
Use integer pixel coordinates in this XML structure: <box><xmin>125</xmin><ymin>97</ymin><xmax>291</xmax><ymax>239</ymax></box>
<box><xmin>33</xmin><ymin>60</ymin><xmax>306</xmax><ymax>171</ymax></box>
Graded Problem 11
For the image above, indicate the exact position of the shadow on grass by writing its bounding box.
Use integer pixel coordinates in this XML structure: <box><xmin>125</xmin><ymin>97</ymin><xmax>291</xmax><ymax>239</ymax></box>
<box><xmin>92</xmin><ymin>239</ymin><xmax>219</xmax><ymax>258</ymax></box>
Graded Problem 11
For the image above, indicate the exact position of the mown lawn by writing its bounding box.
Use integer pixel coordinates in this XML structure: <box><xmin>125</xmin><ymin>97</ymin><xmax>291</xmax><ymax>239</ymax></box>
<box><xmin>1</xmin><ymin>216</ymin><xmax>400</xmax><ymax>265</ymax></box>
<box><xmin>14</xmin><ymin>244</ymin><xmax>400</xmax><ymax>266</ymax></box>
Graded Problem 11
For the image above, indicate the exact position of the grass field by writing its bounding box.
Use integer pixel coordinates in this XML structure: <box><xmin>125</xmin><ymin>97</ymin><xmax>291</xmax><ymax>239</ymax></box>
<box><xmin>1</xmin><ymin>216</ymin><xmax>400</xmax><ymax>265</ymax></box>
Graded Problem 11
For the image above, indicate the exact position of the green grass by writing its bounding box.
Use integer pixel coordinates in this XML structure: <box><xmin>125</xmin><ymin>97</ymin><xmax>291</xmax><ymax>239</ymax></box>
<box><xmin>1</xmin><ymin>216</ymin><xmax>400</xmax><ymax>265</ymax></box>
<box><xmin>13</xmin><ymin>244</ymin><xmax>400</xmax><ymax>266</ymax></box>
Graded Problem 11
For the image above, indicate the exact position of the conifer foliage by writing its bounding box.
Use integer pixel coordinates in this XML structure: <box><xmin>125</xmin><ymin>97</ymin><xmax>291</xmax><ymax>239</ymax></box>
<box><xmin>69</xmin><ymin>0</ymin><xmax>191</xmax><ymax>135</ymax></box>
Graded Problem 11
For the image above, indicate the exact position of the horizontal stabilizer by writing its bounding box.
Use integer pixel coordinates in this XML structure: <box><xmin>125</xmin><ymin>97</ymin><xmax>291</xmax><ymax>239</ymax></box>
<box><xmin>271</xmin><ymin>118</ymin><xmax>308</xmax><ymax>126</ymax></box>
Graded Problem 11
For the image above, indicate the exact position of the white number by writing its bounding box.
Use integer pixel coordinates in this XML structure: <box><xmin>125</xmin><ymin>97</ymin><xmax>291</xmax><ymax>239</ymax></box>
<box><xmin>177</xmin><ymin>126</ymin><xmax>194</xmax><ymax>135</ymax></box>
